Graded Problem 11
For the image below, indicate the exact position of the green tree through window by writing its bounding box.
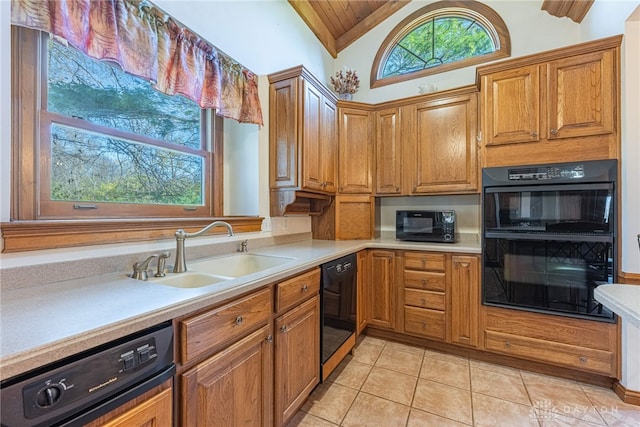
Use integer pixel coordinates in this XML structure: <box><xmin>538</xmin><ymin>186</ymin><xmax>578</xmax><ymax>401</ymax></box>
<box><xmin>371</xmin><ymin>1</ymin><xmax>510</xmax><ymax>88</ymax></box>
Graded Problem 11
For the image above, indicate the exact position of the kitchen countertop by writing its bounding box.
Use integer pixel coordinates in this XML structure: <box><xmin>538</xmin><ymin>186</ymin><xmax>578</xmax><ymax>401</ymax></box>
<box><xmin>595</xmin><ymin>284</ymin><xmax>640</xmax><ymax>329</ymax></box>
<box><xmin>0</xmin><ymin>233</ymin><xmax>479</xmax><ymax>379</ymax></box>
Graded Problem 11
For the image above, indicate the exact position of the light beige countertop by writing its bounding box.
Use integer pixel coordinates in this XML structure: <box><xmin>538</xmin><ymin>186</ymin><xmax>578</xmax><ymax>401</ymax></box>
<box><xmin>0</xmin><ymin>233</ymin><xmax>479</xmax><ymax>379</ymax></box>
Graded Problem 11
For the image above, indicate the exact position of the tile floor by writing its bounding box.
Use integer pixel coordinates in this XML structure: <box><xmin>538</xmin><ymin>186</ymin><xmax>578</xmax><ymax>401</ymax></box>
<box><xmin>287</xmin><ymin>335</ymin><xmax>640</xmax><ymax>427</ymax></box>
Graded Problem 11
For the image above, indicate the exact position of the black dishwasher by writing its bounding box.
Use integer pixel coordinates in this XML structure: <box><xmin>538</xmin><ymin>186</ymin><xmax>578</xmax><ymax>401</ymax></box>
<box><xmin>320</xmin><ymin>253</ymin><xmax>357</xmax><ymax>381</ymax></box>
<box><xmin>1</xmin><ymin>321</ymin><xmax>174</xmax><ymax>426</ymax></box>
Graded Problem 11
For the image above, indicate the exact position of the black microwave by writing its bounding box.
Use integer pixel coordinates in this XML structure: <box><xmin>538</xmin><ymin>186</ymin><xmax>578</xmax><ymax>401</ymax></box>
<box><xmin>396</xmin><ymin>210</ymin><xmax>456</xmax><ymax>243</ymax></box>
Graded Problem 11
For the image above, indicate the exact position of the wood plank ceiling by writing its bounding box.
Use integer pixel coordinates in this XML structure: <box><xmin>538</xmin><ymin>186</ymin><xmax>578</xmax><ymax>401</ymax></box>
<box><xmin>288</xmin><ymin>0</ymin><xmax>595</xmax><ymax>59</ymax></box>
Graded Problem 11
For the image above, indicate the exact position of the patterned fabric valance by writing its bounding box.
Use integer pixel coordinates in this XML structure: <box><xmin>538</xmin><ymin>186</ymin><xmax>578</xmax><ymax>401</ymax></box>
<box><xmin>11</xmin><ymin>0</ymin><xmax>263</xmax><ymax>125</ymax></box>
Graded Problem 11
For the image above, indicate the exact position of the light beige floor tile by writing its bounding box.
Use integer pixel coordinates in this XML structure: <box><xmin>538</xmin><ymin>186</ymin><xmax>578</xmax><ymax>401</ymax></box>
<box><xmin>536</xmin><ymin>410</ymin><xmax>608</xmax><ymax>426</ymax></box>
<box><xmin>521</xmin><ymin>370</ymin><xmax>582</xmax><ymax>390</ymax></box>
<box><xmin>375</xmin><ymin>346</ymin><xmax>423</xmax><ymax>377</ymax></box>
<box><xmin>469</xmin><ymin>358</ymin><xmax>521</xmax><ymax>377</ymax></box>
<box><xmin>357</xmin><ymin>334</ymin><xmax>387</xmax><ymax>348</ymax></box>
<box><xmin>384</xmin><ymin>340</ymin><xmax>426</xmax><ymax>356</ymax></box>
<box><xmin>471</xmin><ymin>365</ymin><xmax>530</xmax><ymax>405</ymax></box>
<box><xmin>412</xmin><ymin>379</ymin><xmax>473</xmax><ymax>425</ymax></box>
<box><xmin>285</xmin><ymin>410</ymin><xmax>339</xmax><ymax>427</ymax></box>
<box><xmin>472</xmin><ymin>393</ymin><xmax>539</xmax><ymax>427</ymax></box>
<box><xmin>420</xmin><ymin>357</ymin><xmax>471</xmax><ymax>390</ymax></box>
<box><xmin>360</xmin><ymin>366</ymin><xmax>417</xmax><ymax>406</ymax></box>
<box><xmin>341</xmin><ymin>392</ymin><xmax>410</xmax><ymax>427</ymax></box>
<box><xmin>351</xmin><ymin>340</ymin><xmax>385</xmax><ymax>365</ymax></box>
<box><xmin>585</xmin><ymin>388</ymin><xmax>640</xmax><ymax>427</ymax></box>
<box><xmin>527</xmin><ymin>383</ymin><xmax>606</xmax><ymax>425</ymax></box>
<box><xmin>301</xmin><ymin>381</ymin><xmax>358</xmax><ymax>425</ymax></box>
<box><xmin>407</xmin><ymin>408</ymin><xmax>471</xmax><ymax>426</ymax></box>
<box><xmin>424</xmin><ymin>349</ymin><xmax>469</xmax><ymax>366</ymax></box>
<box><xmin>325</xmin><ymin>356</ymin><xmax>372</xmax><ymax>390</ymax></box>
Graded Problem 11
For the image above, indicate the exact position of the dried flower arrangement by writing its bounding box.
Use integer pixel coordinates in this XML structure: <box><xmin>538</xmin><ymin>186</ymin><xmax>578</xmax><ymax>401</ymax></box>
<box><xmin>330</xmin><ymin>68</ymin><xmax>360</xmax><ymax>96</ymax></box>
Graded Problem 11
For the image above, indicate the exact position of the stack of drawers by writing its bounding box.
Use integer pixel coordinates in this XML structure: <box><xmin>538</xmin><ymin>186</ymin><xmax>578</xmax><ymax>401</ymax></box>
<box><xmin>403</xmin><ymin>252</ymin><xmax>447</xmax><ymax>341</ymax></box>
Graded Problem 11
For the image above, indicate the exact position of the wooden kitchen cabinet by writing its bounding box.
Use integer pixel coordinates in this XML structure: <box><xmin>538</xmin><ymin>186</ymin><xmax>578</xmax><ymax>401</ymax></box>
<box><xmin>403</xmin><ymin>89</ymin><xmax>479</xmax><ymax>194</ymax></box>
<box><xmin>269</xmin><ymin>66</ymin><xmax>337</xmax><ymax>216</ymax></box>
<box><xmin>367</xmin><ymin>249</ymin><xmax>397</xmax><ymax>330</ymax></box>
<box><xmin>375</xmin><ymin>106</ymin><xmax>403</xmax><ymax>195</ymax></box>
<box><xmin>180</xmin><ymin>325</ymin><xmax>273</xmax><ymax>427</ymax></box>
<box><xmin>356</xmin><ymin>250</ymin><xmax>368</xmax><ymax>335</ymax></box>
<box><xmin>274</xmin><ymin>269</ymin><xmax>320</xmax><ymax>427</ymax></box>
<box><xmin>338</xmin><ymin>105</ymin><xmax>373</xmax><ymax>194</ymax></box>
<box><xmin>402</xmin><ymin>252</ymin><xmax>447</xmax><ymax>341</ymax></box>
<box><xmin>481</xmin><ymin>305</ymin><xmax>618</xmax><ymax>377</ymax></box>
<box><xmin>478</xmin><ymin>35</ymin><xmax>621</xmax><ymax>167</ymax></box>
<box><xmin>450</xmin><ymin>255</ymin><xmax>480</xmax><ymax>348</ymax></box>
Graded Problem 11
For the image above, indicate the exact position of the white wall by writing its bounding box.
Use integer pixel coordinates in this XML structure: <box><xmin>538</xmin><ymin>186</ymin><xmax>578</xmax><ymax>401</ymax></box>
<box><xmin>335</xmin><ymin>0</ymin><xmax>582</xmax><ymax>103</ymax></box>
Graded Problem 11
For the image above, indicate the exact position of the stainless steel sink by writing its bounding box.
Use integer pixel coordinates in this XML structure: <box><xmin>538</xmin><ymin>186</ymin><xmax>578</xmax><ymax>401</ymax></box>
<box><xmin>150</xmin><ymin>272</ymin><xmax>232</xmax><ymax>289</ymax></box>
<box><xmin>188</xmin><ymin>253</ymin><xmax>295</xmax><ymax>278</ymax></box>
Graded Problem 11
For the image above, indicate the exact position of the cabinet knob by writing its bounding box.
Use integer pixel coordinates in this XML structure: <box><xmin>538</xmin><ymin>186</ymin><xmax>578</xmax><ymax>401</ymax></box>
<box><xmin>504</xmin><ymin>341</ymin><xmax>511</xmax><ymax>348</ymax></box>
<box><xmin>579</xmin><ymin>356</ymin><xmax>587</xmax><ymax>364</ymax></box>
<box><xmin>421</xmin><ymin>279</ymin><xmax>427</xmax><ymax>285</ymax></box>
<box><xmin>421</xmin><ymin>298</ymin><xmax>426</xmax><ymax>306</ymax></box>
<box><xmin>421</xmin><ymin>259</ymin><xmax>426</xmax><ymax>267</ymax></box>
<box><xmin>395</xmin><ymin>186</ymin><xmax>400</xmax><ymax>192</ymax></box>
<box><xmin>531</xmin><ymin>131</ymin><xmax>537</xmax><ymax>137</ymax></box>
<box><xmin>266</xmin><ymin>335</ymin><xmax>273</xmax><ymax>343</ymax></box>
<box><xmin>302</xmin><ymin>284</ymin><xmax>308</xmax><ymax>293</ymax></box>
<box><xmin>550</xmin><ymin>129</ymin><xmax>558</xmax><ymax>135</ymax></box>
<box><xmin>421</xmin><ymin>321</ymin><xmax>427</xmax><ymax>328</ymax></box>
<box><xmin>280</xmin><ymin>325</ymin><xmax>288</xmax><ymax>333</ymax></box>
<box><xmin>235</xmin><ymin>316</ymin><xmax>244</xmax><ymax>325</ymax></box>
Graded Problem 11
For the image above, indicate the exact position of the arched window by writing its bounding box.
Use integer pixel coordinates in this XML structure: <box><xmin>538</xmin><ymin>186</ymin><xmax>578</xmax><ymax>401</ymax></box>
<box><xmin>371</xmin><ymin>1</ymin><xmax>510</xmax><ymax>88</ymax></box>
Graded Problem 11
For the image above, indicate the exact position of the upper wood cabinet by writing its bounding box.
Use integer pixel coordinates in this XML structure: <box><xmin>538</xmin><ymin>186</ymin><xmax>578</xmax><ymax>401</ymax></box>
<box><xmin>338</xmin><ymin>105</ymin><xmax>373</xmax><ymax>194</ymax></box>
<box><xmin>403</xmin><ymin>89</ymin><xmax>479</xmax><ymax>194</ymax></box>
<box><xmin>269</xmin><ymin>66</ymin><xmax>338</xmax><ymax>195</ymax></box>
<box><xmin>478</xmin><ymin>35</ymin><xmax>621</xmax><ymax>167</ymax></box>
<box><xmin>375</xmin><ymin>107</ymin><xmax>403</xmax><ymax>195</ymax></box>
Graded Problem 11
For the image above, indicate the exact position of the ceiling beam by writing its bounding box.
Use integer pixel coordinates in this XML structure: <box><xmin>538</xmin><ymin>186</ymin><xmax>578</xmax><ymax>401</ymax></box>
<box><xmin>288</xmin><ymin>0</ymin><xmax>338</xmax><ymax>58</ymax></box>
<box><xmin>541</xmin><ymin>0</ymin><xmax>595</xmax><ymax>23</ymax></box>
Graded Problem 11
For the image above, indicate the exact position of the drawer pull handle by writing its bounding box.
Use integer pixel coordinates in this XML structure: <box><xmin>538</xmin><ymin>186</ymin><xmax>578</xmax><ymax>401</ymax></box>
<box><xmin>579</xmin><ymin>356</ymin><xmax>587</xmax><ymax>364</ymax></box>
<box><xmin>504</xmin><ymin>341</ymin><xmax>511</xmax><ymax>348</ymax></box>
<box><xmin>421</xmin><ymin>298</ymin><xmax>426</xmax><ymax>306</ymax></box>
<box><xmin>266</xmin><ymin>335</ymin><xmax>273</xmax><ymax>343</ymax></box>
<box><xmin>280</xmin><ymin>325</ymin><xmax>287</xmax><ymax>333</ymax></box>
<box><xmin>302</xmin><ymin>284</ymin><xmax>308</xmax><ymax>293</ymax></box>
<box><xmin>421</xmin><ymin>259</ymin><xmax>426</xmax><ymax>267</ymax></box>
<box><xmin>550</xmin><ymin>129</ymin><xmax>558</xmax><ymax>135</ymax></box>
<box><xmin>421</xmin><ymin>279</ymin><xmax>427</xmax><ymax>285</ymax></box>
<box><xmin>421</xmin><ymin>321</ymin><xmax>427</xmax><ymax>328</ymax></box>
<box><xmin>235</xmin><ymin>316</ymin><xmax>244</xmax><ymax>325</ymax></box>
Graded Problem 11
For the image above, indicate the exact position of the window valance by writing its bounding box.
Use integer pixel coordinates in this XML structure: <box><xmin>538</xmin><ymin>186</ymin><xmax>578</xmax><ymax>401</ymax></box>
<box><xmin>11</xmin><ymin>0</ymin><xmax>263</xmax><ymax>125</ymax></box>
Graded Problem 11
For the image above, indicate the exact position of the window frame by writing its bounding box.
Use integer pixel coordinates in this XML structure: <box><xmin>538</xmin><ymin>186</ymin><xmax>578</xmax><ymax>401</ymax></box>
<box><xmin>6</xmin><ymin>26</ymin><xmax>261</xmax><ymax>253</ymax></box>
<box><xmin>370</xmin><ymin>0</ymin><xmax>511</xmax><ymax>88</ymax></box>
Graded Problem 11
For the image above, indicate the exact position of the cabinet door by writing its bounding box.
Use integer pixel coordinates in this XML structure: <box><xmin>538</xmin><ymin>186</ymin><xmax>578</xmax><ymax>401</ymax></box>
<box><xmin>482</xmin><ymin>65</ymin><xmax>541</xmax><ymax>145</ymax></box>
<box><xmin>547</xmin><ymin>50</ymin><xmax>615</xmax><ymax>140</ymax></box>
<box><xmin>408</xmin><ymin>94</ymin><xmax>479</xmax><ymax>193</ymax></box>
<box><xmin>368</xmin><ymin>250</ymin><xmax>396</xmax><ymax>330</ymax></box>
<box><xmin>321</xmin><ymin>96</ymin><xmax>338</xmax><ymax>193</ymax></box>
<box><xmin>302</xmin><ymin>80</ymin><xmax>325</xmax><ymax>192</ymax></box>
<box><xmin>356</xmin><ymin>250</ymin><xmax>368</xmax><ymax>335</ymax></box>
<box><xmin>100</xmin><ymin>387</ymin><xmax>173</xmax><ymax>427</ymax></box>
<box><xmin>450</xmin><ymin>255</ymin><xmax>480</xmax><ymax>348</ymax></box>
<box><xmin>338</xmin><ymin>107</ymin><xmax>372</xmax><ymax>193</ymax></box>
<box><xmin>269</xmin><ymin>78</ymin><xmax>298</xmax><ymax>189</ymax></box>
<box><xmin>274</xmin><ymin>294</ymin><xmax>320</xmax><ymax>427</ymax></box>
<box><xmin>181</xmin><ymin>325</ymin><xmax>273</xmax><ymax>427</ymax></box>
<box><xmin>375</xmin><ymin>107</ymin><xmax>402</xmax><ymax>195</ymax></box>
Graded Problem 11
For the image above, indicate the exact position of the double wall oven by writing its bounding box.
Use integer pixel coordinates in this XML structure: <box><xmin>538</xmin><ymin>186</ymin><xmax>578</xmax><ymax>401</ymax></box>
<box><xmin>482</xmin><ymin>160</ymin><xmax>617</xmax><ymax>322</ymax></box>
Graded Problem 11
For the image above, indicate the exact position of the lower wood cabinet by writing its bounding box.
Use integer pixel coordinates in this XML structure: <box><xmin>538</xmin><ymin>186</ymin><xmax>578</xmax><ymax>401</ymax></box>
<box><xmin>180</xmin><ymin>325</ymin><xmax>273</xmax><ymax>427</ymax></box>
<box><xmin>84</xmin><ymin>380</ymin><xmax>173</xmax><ymax>427</ymax></box>
<box><xmin>274</xmin><ymin>294</ymin><xmax>320</xmax><ymax>427</ymax></box>
<box><xmin>367</xmin><ymin>249</ymin><xmax>397</xmax><ymax>330</ymax></box>
<box><xmin>450</xmin><ymin>255</ymin><xmax>480</xmax><ymax>347</ymax></box>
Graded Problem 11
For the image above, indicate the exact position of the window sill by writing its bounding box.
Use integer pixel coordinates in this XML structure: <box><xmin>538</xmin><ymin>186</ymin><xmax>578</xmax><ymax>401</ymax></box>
<box><xmin>1</xmin><ymin>217</ymin><xmax>264</xmax><ymax>253</ymax></box>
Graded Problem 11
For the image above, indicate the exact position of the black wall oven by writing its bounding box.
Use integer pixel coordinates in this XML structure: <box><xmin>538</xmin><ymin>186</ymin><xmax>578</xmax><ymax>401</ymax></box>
<box><xmin>482</xmin><ymin>160</ymin><xmax>617</xmax><ymax>322</ymax></box>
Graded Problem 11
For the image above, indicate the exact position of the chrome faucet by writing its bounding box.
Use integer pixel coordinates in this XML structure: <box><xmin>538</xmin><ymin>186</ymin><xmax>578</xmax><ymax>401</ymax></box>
<box><xmin>131</xmin><ymin>254</ymin><xmax>158</xmax><ymax>281</ymax></box>
<box><xmin>238</xmin><ymin>240</ymin><xmax>248</xmax><ymax>253</ymax></box>
<box><xmin>173</xmin><ymin>221</ymin><xmax>234</xmax><ymax>273</ymax></box>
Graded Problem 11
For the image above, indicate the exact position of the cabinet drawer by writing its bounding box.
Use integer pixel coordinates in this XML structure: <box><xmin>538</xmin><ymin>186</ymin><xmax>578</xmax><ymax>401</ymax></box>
<box><xmin>484</xmin><ymin>330</ymin><xmax>615</xmax><ymax>376</ymax></box>
<box><xmin>404</xmin><ymin>288</ymin><xmax>445</xmax><ymax>310</ymax></box>
<box><xmin>404</xmin><ymin>270</ymin><xmax>446</xmax><ymax>292</ymax></box>
<box><xmin>275</xmin><ymin>268</ymin><xmax>321</xmax><ymax>313</ymax></box>
<box><xmin>180</xmin><ymin>288</ymin><xmax>272</xmax><ymax>364</ymax></box>
<box><xmin>404</xmin><ymin>253</ymin><xmax>445</xmax><ymax>271</ymax></box>
<box><xmin>404</xmin><ymin>306</ymin><xmax>446</xmax><ymax>340</ymax></box>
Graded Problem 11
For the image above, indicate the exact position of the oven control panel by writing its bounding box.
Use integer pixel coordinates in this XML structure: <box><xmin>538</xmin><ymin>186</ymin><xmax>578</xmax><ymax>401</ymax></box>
<box><xmin>508</xmin><ymin>164</ymin><xmax>585</xmax><ymax>181</ymax></box>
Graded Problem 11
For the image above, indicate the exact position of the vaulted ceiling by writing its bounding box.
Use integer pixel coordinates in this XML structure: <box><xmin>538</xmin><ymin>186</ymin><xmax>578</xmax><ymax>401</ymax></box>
<box><xmin>287</xmin><ymin>0</ymin><xmax>595</xmax><ymax>58</ymax></box>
